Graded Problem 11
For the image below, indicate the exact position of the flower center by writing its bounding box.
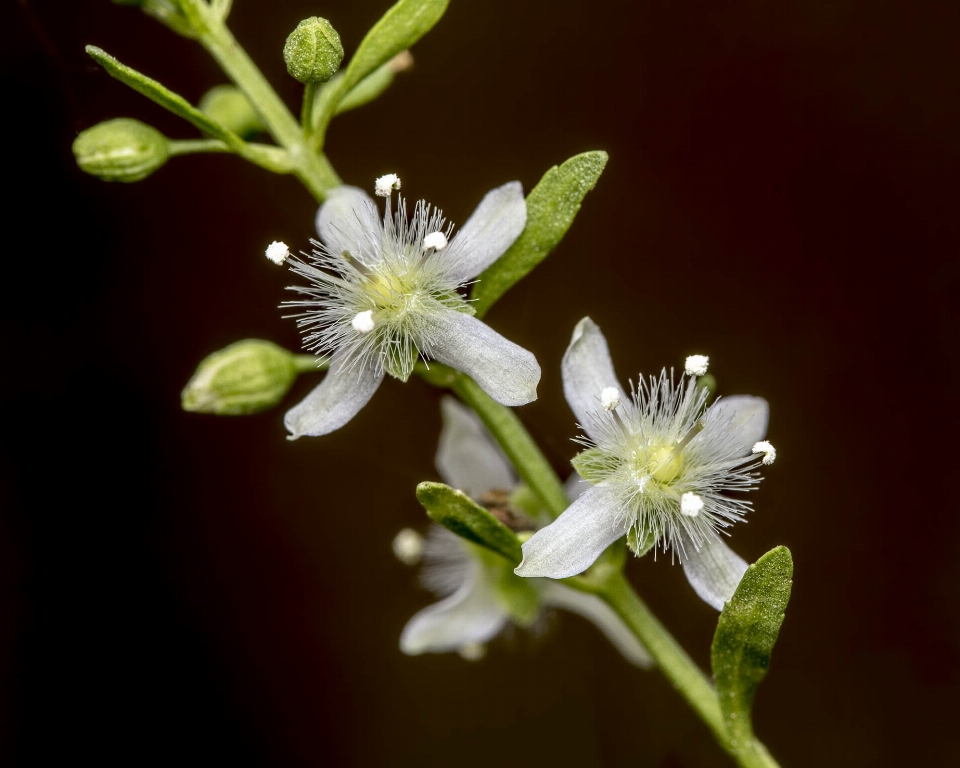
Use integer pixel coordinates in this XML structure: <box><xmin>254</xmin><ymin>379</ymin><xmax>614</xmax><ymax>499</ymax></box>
<box><xmin>646</xmin><ymin>443</ymin><xmax>684</xmax><ymax>483</ymax></box>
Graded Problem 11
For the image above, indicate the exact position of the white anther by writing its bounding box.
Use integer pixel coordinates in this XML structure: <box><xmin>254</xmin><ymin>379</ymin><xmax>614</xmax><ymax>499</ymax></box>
<box><xmin>422</xmin><ymin>231</ymin><xmax>448</xmax><ymax>250</ymax></box>
<box><xmin>685</xmin><ymin>355</ymin><xmax>710</xmax><ymax>377</ymax></box>
<box><xmin>601</xmin><ymin>386</ymin><xmax>622</xmax><ymax>411</ymax></box>
<box><xmin>375</xmin><ymin>173</ymin><xmax>401</xmax><ymax>197</ymax></box>
<box><xmin>752</xmin><ymin>441</ymin><xmax>777</xmax><ymax>465</ymax></box>
<box><xmin>458</xmin><ymin>642</ymin><xmax>487</xmax><ymax>661</ymax></box>
<box><xmin>680</xmin><ymin>492</ymin><xmax>704</xmax><ymax>517</ymax></box>
<box><xmin>265</xmin><ymin>241</ymin><xmax>290</xmax><ymax>265</ymax></box>
<box><xmin>351</xmin><ymin>310</ymin><xmax>376</xmax><ymax>333</ymax></box>
<box><xmin>391</xmin><ymin>528</ymin><xmax>423</xmax><ymax>566</ymax></box>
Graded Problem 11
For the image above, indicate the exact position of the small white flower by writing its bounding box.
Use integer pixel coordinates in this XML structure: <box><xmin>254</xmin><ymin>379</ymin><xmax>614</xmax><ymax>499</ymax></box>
<box><xmin>265</xmin><ymin>240</ymin><xmax>290</xmax><ymax>265</ymax></box>
<box><xmin>515</xmin><ymin>317</ymin><xmax>775</xmax><ymax>611</ymax></box>
<box><xmin>399</xmin><ymin>397</ymin><xmax>652</xmax><ymax>668</ymax></box>
<box><xmin>282</xmin><ymin>180</ymin><xmax>541</xmax><ymax>438</ymax></box>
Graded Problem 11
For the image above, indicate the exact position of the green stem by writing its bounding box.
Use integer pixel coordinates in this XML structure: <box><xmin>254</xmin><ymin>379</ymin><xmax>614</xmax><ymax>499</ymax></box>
<box><xmin>186</xmin><ymin>4</ymin><xmax>341</xmax><ymax>201</ymax></box>
<box><xmin>168</xmin><ymin>138</ymin><xmax>230</xmax><ymax>155</ymax></box>
<box><xmin>293</xmin><ymin>354</ymin><xmax>328</xmax><ymax>373</ymax></box>
<box><xmin>450</xmin><ymin>374</ymin><xmax>569</xmax><ymax>518</ymax></box>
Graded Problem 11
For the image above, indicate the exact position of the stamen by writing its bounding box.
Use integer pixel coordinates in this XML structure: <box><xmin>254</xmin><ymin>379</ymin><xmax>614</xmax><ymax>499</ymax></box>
<box><xmin>391</xmin><ymin>528</ymin><xmax>423</xmax><ymax>565</ymax></box>
<box><xmin>375</xmin><ymin>173</ymin><xmax>401</xmax><ymax>197</ymax></box>
<box><xmin>685</xmin><ymin>354</ymin><xmax>709</xmax><ymax>377</ymax></box>
<box><xmin>752</xmin><ymin>440</ymin><xmax>777</xmax><ymax>465</ymax></box>
<box><xmin>351</xmin><ymin>310</ymin><xmax>376</xmax><ymax>333</ymax></box>
<box><xmin>422</xmin><ymin>231</ymin><xmax>448</xmax><ymax>250</ymax></box>
<box><xmin>674</xmin><ymin>420</ymin><xmax>705</xmax><ymax>454</ymax></box>
<box><xmin>680</xmin><ymin>492</ymin><xmax>704</xmax><ymax>517</ymax></box>
<box><xmin>265</xmin><ymin>240</ymin><xmax>290</xmax><ymax>265</ymax></box>
<box><xmin>601</xmin><ymin>387</ymin><xmax>621</xmax><ymax>411</ymax></box>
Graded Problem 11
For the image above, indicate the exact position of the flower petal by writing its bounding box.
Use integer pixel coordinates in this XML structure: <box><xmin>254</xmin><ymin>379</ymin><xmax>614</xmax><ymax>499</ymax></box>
<box><xmin>314</xmin><ymin>185</ymin><xmax>381</xmax><ymax>265</ymax></box>
<box><xmin>562</xmin><ymin>317</ymin><xmax>624</xmax><ymax>441</ymax></box>
<box><xmin>709</xmin><ymin>395</ymin><xmax>770</xmax><ymax>456</ymax></box>
<box><xmin>515</xmin><ymin>485</ymin><xmax>627</xmax><ymax>579</ymax></box>
<box><xmin>428</xmin><ymin>310</ymin><xmax>540</xmax><ymax>406</ymax></box>
<box><xmin>436</xmin><ymin>397</ymin><xmax>515</xmax><ymax>498</ymax></box>
<box><xmin>681</xmin><ymin>534</ymin><xmax>749</xmax><ymax>611</ymax></box>
<box><xmin>283</xmin><ymin>350</ymin><xmax>383</xmax><ymax>439</ymax></box>
<box><xmin>448</xmin><ymin>181</ymin><xmax>526</xmax><ymax>282</ymax></box>
<box><xmin>538</xmin><ymin>581</ymin><xmax>653</xmax><ymax>668</ymax></box>
<box><xmin>399</xmin><ymin>569</ymin><xmax>508</xmax><ymax>655</ymax></box>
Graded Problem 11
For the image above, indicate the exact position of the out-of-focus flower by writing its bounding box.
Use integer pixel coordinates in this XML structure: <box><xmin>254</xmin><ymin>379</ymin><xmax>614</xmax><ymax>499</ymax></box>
<box><xmin>398</xmin><ymin>398</ymin><xmax>651</xmax><ymax>667</ymax></box>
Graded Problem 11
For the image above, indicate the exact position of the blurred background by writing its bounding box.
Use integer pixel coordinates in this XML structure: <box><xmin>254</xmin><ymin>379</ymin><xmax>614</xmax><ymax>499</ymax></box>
<box><xmin>1</xmin><ymin>0</ymin><xmax>955</xmax><ymax>765</ymax></box>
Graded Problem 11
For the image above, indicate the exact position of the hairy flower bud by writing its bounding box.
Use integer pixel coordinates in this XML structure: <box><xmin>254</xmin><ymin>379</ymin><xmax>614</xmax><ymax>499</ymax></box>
<box><xmin>181</xmin><ymin>340</ymin><xmax>300</xmax><ymax>416</ymax></box>
<box><xmin>283</xmin><ymin>17</ymin><xmax>344</xmax><ymax>84</ymax></box>
<box><xmin>72</xmin><ymin>118</ymin><xmax>170</xmax><ymax>182</ymax></box>
<box><xmin>199</xmin><ymin>85</ymin><xmax>263</xmax><ymax>138</ymax></box>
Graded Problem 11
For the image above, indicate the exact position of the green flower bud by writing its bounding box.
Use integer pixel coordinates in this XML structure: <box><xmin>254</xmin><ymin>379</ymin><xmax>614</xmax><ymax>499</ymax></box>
<box><xmin>72</xmin><ymin>118</ymin><xmax>170</xmax><ymax>182</ymax></box>
<box><xmin>181</xmin><ymin>340</ymin><xmax>300</xmax><ymax>416</ymax></box>
<box><xmin>199</xmin><ymin>85</ymin><xmax>263</xmax><ymax>138</ymax></box>
<box><xmin>283</xmin><ymin>17</ymin><xmax>344</xmax><ymax>84</ymax></box>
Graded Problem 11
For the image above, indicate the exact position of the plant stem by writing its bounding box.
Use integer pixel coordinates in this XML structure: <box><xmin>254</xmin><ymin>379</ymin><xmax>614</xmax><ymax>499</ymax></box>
<box><xmin>448</xmin><ymin>373</ymin><xmax>780</xmax><ymax>767</ymax></box>
<box><xmin>450</xmin><ymin>374</ymin><xmax>568</xmax><ymax>519</ymax></box>
<box><xmin>188</xmin><ymin>5</ymin><xmax>341</xmax><ymax>201</ymax></box>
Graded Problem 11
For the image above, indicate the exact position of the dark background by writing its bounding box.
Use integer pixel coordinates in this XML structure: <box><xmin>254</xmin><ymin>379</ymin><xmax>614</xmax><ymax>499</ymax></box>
<box><xmin>1</xmin><ymin>0</ymin><xmax>955</xmax><ymax>765</ymax></box>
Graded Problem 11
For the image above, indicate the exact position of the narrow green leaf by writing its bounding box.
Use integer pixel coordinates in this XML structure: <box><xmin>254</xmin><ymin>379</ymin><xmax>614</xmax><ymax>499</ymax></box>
<box><xmin>415</xmin><ymin>481</ymin><xmax>522</xmax><ymax>565</ymax></box>
<box><xmin>471</xmin><ymin>151</ymin><xmax>608</xmax><ymax>319</ymax></box>
<box><xmin>711</xmin><ymin>546</ymin><xmax>793</xmax><ymax>748</ymax></box>
<box><xmin>341</xmin><ymin>0</ymin><xmax>448</xmax><ymax>93</ymax></box>
<box><xmin>85</xmin><ymin>45</ymin><xmax>242</xmax><ymax>149</ymax></box>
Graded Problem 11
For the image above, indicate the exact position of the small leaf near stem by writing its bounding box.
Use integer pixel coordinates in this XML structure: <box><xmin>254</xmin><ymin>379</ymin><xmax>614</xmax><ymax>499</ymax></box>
<box><xmin>712</xmin><ymin>547</ymin><xmax>792</xmax><ymax>766</ymax></box>
<box><xmin>471</xmin><ymin>151</ymin><xmax>608</xmax><ymax>319</ymax></box>
<box><xmin>416</xmin><ymin>481</ymin><xmax>523</xmax><ymax>565</ymax></box>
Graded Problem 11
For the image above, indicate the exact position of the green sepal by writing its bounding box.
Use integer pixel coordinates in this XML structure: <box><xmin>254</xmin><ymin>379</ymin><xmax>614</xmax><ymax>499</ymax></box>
<box><xmin>416</xmin><ymin>481</ymin><xmax>523</xmax><ymax>566</ymax></box>
<box><xmin>471</xmin><ymin>151</ymin><xmax>608</xmax><ymax>319</ymax></box>
<box><xmin>335</xmin><ymin>61</ymin><xmax>396</xmax><ymax>114</ymax></box>
<box><xmin>199</xmin><ymin>85</ymin><xmax>263</xmax><ymax>138</ymax></box>
<box><xmin>85</xmin><ymin>45</ymin><xmax>242</xmax><ymax>150</ymax></box>
<box><xmin>340</xmin><ymin>0</ymin><xmax>448</xmax><ymax>94</ymax></box>
<box><xmin>626</xmin><ymin>528</ymin><xmax>655</xmax><ymax>558</ymax></box>
<box><xmin>711</xmin><ymin>546</ymin><xmax>793</xmax><ymax>749</ymax></box>
<box><xmin>570</xmin><ymin>446</ymin><xmax>612</xmax><ymax>484</ymax></box>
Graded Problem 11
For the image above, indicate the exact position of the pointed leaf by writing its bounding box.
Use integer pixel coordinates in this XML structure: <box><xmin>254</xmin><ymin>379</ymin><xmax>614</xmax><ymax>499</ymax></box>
<box><xmin>471</xmin><ymin>151</ymin><xmax>608</xmax><ymax>318</ymax></box>
<box><xmin>416</xmin><ymin>482</ymin><xmax>522</xmax><ymax>566</ymax></box>
<box><xmin>85</xmin><ymin>45</ymin><xmax>242</xmax><ymax>149</ymax></box>
<box><xmin>711</xmin><ymin>546</ymin><xmax>793</xmax><ymax>748</ymax></box>
<box><xmin>341</xmin><ymin>0</ymin><xmax>449</xmax><ymax>93</ymax></box>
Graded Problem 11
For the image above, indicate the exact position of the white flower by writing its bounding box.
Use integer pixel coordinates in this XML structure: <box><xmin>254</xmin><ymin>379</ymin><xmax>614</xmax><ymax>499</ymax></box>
<box><xmin>399</xmin><ymin>397</ymin><xmax>652</xmax><ymax>667</ymax></box>
<box><xmin>515</xmin><ymin>317</ymin><xmax>775</xmax><ymax>611</ymax></box>
<box><xmin>282</xmin><ymin>178</ymin><xmax>541</xmax><ymax>438</ymax></box>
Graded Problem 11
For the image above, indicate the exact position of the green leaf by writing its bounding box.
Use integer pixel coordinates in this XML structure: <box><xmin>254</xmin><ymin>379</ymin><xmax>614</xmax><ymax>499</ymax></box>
<box><xmin>415</xmin><ymin>481</ymin><xmax>523</xmax><ymax>565</ymax></box>
<box><xmin>471</xmin><ymin>151</ymin><xmax>608</xmax><ymax>319</ymax></box>
<box><xmin>85</xmin><ymin>45</ymin><xmax>242</xmax><ymax>150</ymax></box>
<box><xmin>341</xmin><ymin>0</ymin><xmax>448</xmax><ymax>93</ymax></box>
<box><xmin>711</xmin><ymin>546</ymin><xmax>793</xmax><ymax>749</ymax></box>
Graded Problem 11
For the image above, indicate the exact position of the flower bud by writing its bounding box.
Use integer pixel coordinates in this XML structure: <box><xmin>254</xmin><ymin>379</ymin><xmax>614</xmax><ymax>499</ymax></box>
<box><xmin>283</xmin><ymin>17</ymin><xmax>344</xmax><ymax>84</ymax></box>
<box><xmin>72</xmin><ymin>118</ymin><xmax>170</xmax><ymax>182</ymax></box>
<box><xmin>181</xmin><ymin>340</ymin><xmax>299</xmax><ymax>416</ymax></box>
<box><xmin>199</xmin><ymin>85</ymin><xmax>264</xmax><ymax>138</ymax></box>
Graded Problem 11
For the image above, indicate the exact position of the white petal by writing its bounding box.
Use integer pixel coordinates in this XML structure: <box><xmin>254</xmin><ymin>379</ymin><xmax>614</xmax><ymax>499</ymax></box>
<box><xmin>681</xmin><ymin>534</ymin><xmax>749</xmax><ymax>611</ymax></box>
<box><xmin>447</xmin><ymin>181</ymin><xmax>526</xmax><ymax>282</ymax></box>
<box><xmin>428</xmin><ymin>310</ymin><xmax>540</xmax><ymax>406</ymax></box>
<box><xmin>538</xmin><ymin>581</ymin><xmax>653</xmax><ymax>668</ymax></box>
<box><xmin>436</xmin><ymin>397</ymin><xmax>515</xmax><ymax>498</ymax></box>
<box><xmin>283</xmin><ymin>350</ymin><xmax>383</xmax><ymax>439</ymax></box>
<box><xmin>709</xmin><ymin>395</ymin><xmax>770</xmax><ymax>456</ymax></box>
<box><xmin>315</xmin><ymin>185</ymin><xmax>382</xmax><ymax>265</ymax></box>
<box><xmin>515</xmin><ymin>485</ymin><xmax>627</xmax><ymax>579</ymax></box>
<box><xmin>399</xmin><ymin>569</ymin><xmax>508</xmax><ymax>655</ymax></box>
<box><xmin>562</xmin><ymin>317</ymin><xmax>624</xmax><ymax>441</ymax></box>
<box><xmin>563</xmin><ymin>472</ymin><xmax>588</xmax><ymax>502</ymax></box>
